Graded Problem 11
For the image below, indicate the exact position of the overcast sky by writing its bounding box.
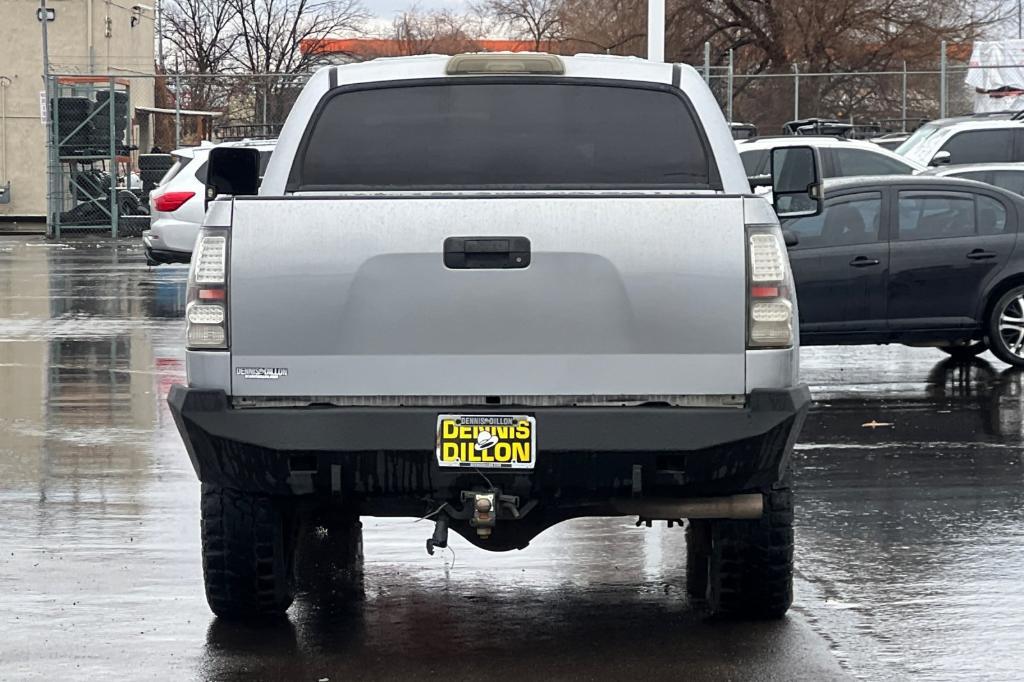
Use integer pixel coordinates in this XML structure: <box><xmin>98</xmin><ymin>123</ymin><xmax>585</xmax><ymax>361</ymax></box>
<box><xmin>362</xmin><ymin>0</ymin><xmax>470</xmax><ymax>28</ymax></box>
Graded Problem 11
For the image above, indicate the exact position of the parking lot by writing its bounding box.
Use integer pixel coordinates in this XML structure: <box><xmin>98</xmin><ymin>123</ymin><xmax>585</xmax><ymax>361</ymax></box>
<box><xmin>1</xmin><ymin>236</ymin><xmax>1021</xmax><ymax>680</ymax></box>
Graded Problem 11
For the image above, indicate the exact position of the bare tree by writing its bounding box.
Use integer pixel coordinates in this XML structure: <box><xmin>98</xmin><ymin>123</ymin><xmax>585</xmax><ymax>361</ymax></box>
<box><xmin>163</xmin><ymin>0</ymin><xmax>239</xmax><ymax>75</ymax></box>
<box><xmin>229</xmin><ymin>0</ymin><xmax>368</xmax><ymax>74</ymax></box>
<box><xmin>680</xmin><ymin>0</ymin><xmax>1008</xmax><ymax>128</ymax></box>
<box><xmin>557</xmin><ymin>0</ymin><xmax>645</xmax><ymax>55</ymax></box>
<box><xmin>226</xmin><ymin>0</ymin><xmax>367</xmax><ymax>124</ymax></box>
<box><xmin>391</xmin><ymin>6</ymin><xmax>483</xmax><ymax>56</ymax></box>
<box><xmin>160</xmin><ymin>0</ymin><xmax>241</xmax><ymax>145</ymax></box>
<box><xmin>560</xmin><ymin>0</ymin><xmax>1007</xmax><ymax>128</ymax></box>
<box><xmin>475</xmin><ymin>0</ymin><xmax>564</xmax><ymax>50</ymax></box>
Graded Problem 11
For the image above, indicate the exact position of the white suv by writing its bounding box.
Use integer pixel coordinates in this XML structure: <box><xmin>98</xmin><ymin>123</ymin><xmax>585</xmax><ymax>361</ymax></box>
<box><xmin>142</xmin><ymin>140</ymin><xmax>275</xmax><ymax>265</ymax></box>
<box><xmin>737</xmin><ymin>135</ymin><xmax>923</xmax><ymax>178</ymax></box>
<box><xmin>895</xmin><ymin>115</ymin><xmax>1024</xmax><ymax>168</ymax></box>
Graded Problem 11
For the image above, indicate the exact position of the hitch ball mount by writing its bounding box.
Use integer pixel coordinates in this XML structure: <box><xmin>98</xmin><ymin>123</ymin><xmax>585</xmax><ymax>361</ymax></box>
<box><xmin>425</xmin><ymin>489</ymin><xmax>529</xmax><ymax>554</ymax></box>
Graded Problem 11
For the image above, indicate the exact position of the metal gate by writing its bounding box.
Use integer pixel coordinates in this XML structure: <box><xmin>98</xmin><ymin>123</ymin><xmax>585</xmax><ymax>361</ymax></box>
<box><xmin>45</xmin><ymin>75</ymin><xmax>148</xmax><ymax>239</ymax></box>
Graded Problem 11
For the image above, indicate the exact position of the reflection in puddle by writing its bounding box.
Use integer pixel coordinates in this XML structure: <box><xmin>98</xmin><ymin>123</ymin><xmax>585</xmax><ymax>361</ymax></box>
<box><xmin>1</xmin><ymin>239</ymin><xmax>1022</xmax><ymax>680</ymax></box>
<box><xmin>798</xmin><ymin>347</ymin><xmax>1024</xmax><ymax>681</ymax></box>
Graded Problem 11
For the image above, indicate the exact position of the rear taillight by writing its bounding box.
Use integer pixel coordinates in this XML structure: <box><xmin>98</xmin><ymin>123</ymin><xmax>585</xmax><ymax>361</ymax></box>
<box><xmin>153</xmin><ymin>191</ymin><xmax>195</xmax><ymax>212</ymax></box>
<box><xmin>746</xmin><ymin>225</ymin><xmax>795</xmax><ymax>349</ymax></box>
<box><xmin>186</xmin><ymin>228</ymin><xmax>229</xmax><ymax>350</ymax></box>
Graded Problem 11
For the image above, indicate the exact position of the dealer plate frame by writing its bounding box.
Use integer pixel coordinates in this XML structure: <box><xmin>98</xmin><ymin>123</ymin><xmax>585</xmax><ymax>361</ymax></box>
<box><xmin>435</xmin><ymin>414</ymin><xmax>537</xmax><ymax>469</ymax></box>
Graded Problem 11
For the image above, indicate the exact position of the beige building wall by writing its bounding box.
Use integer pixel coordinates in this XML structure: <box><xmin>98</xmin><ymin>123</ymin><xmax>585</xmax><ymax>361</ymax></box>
<box><xmin>0</xmin><ymin>0</ymin><xmax>155</xmax><ymax>218</ymax></box>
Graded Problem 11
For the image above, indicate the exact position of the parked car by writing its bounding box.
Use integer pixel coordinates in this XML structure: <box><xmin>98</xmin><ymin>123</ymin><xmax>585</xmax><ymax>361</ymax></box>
<box><xmin>895</xmin><ymin>113</ymin><xmax>1024</xmax><ymax>167</ymax></box>
<box><xmin>169</xmin><ymin>52</ymin><xmax>824</xmax><ymax>620</ymax></box>
<box><xmin>782</xmin><ymin>118</ymin><xmax>854</xmax><ymax>136</ymax></box>
<box><xmin>782</xmin><ymin>175</ymin><xmax>1024</xmax><ymax>365</ymax></box>
<box><xmin>738</xmin><ymin>135</ymin><xmax>924</xmax><ymax>179</ymax></box>
<box><xmin>921</xmin><ymin>162</ymin><xmax>1024</xmax><ymax>196</ymax></box>
<box><xmin>142</xmin><ymin>140</ymin><xmax>275</xmax><ymax>265</ymax></box>
<box><xmin>730</xmin><ymin>122</ymin><xmax>757</xmax><ymax>140</ymax></box>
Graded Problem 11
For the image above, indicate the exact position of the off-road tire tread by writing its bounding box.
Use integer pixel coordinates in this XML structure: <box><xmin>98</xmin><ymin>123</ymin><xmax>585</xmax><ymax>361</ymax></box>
<box><xmin>685</xmin><ymin>519</ymin><xmax>711</xmax><ymax>598</ymax></box>
<box><xmin>707</xmin><ymin>485</ymin><xmax>794</xmax><ymax>619</ymax></box>
<box><xmin>201</xmin><ymin>484</ymin><xmax>294</xmax><ymax>619</ymax></box>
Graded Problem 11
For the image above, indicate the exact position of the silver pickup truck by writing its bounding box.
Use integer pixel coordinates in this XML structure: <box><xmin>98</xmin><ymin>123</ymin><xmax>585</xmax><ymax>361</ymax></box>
<box><xmin>169</xmin><ymin>53</ymin><xmax>822</xmax><ymax>620</ymax></box>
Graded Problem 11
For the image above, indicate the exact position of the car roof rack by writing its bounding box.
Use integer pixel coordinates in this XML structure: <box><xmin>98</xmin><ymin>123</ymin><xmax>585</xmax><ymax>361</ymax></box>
<box><xmin>744</xmin><ymin>134</ymin><xmax>851</xmax><ymax>142</ymax></box>
<box><xmin>781</xmin><ymin>118</ymin><xmax>855</xmax><ymax>136</ymax></box>
<box><xmin>961</xmin><ymin>111</ymin><xmax>1019</xmax><ymax>119</ymax></box>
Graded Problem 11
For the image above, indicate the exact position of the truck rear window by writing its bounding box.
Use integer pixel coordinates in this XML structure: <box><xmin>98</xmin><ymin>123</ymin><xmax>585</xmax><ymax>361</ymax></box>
<box><xmin>290</xmin><ymin>80</ymin><xmax>715</xmax><ymax>191</ymax></box>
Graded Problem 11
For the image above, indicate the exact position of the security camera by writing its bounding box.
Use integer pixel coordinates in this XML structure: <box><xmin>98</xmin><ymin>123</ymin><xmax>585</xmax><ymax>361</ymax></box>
<box><xmin>131</xmin><ymin>4</ymin><xmax>154</xmax><ymax>27</ymax></box>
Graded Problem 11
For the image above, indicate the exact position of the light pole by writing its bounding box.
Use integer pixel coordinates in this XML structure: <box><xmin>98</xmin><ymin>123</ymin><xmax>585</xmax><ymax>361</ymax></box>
<box><xmin>39</xmin><ymin>0</ymin><xmax>53</xmax><ymax>232</ymax></box>
<box><xmin>647</xmin><ymin>0</ymin><xmax>664</xmax><ymax>62</ymax></box>
<box><xmin>157</xmin><ymin>0</ymin><xmax>165</xmax><ymax>72</ymax></box>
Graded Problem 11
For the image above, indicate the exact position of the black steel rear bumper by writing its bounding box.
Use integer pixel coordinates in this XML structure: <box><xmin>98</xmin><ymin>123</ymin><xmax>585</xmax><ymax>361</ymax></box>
<box><xmin>169</xmin><ymin>386</ymin><xmax>811</xmax><ymax>504</ymax></box>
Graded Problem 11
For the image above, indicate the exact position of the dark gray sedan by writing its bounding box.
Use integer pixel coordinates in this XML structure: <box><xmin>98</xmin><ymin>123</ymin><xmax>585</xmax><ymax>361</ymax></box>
<box><xmin>782</xmin><ymin>175</ymin><xmax>1024</xmax><ymax>365</ymax></box>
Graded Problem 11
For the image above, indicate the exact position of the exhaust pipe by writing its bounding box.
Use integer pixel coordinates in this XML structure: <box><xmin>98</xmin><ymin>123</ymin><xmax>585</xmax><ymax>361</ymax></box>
<box><xmin>612</xmin><ymin>493</ymin><xmax>763</xmax><ymax>520</ymax></box>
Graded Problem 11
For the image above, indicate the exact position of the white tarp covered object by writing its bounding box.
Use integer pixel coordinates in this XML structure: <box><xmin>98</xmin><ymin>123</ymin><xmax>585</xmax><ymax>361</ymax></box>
<box><xmin>966</xmin><ymin>40</ymin><xmax>1024</xmax><ymax>112</ymax></box>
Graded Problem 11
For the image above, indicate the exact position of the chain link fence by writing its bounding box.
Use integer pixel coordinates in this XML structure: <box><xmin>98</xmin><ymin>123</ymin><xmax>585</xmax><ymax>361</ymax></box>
<box><xmin>707</xmin><ymin>61</ymin><xmax>978</xmax><ymax>136</ymax></box>
<box><xmin>42</xmin><ymin>52</ymin><xmax>1019</xmax><ymax>238</ymax></box>
<box><xmin>45</xmin><ymin>76</ymin><xmax>144</xmax><ymax>238</ymax></box>
<box><xmin>45</xmin><ymin>73</ymin><xmax>310</xmax><ymax>239</ymax></box>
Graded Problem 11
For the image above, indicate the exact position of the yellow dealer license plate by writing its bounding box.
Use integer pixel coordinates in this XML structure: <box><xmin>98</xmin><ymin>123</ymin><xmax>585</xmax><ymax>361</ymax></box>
<box><xmin>435</xmin><ymin>414</ymin><xmax>536</xmax><ymax>469</ymax></box>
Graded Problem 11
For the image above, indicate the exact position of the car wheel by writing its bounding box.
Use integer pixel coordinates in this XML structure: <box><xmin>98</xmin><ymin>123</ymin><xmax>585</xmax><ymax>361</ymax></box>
<box><xmin>706</xmin><ymin>473</ymin><xmax>793</xmax><ymax>619</ymax></box>
<box><xmin>988</xmin><ymin>286</ymin><xmax>1024</xmax><ymax>367</ymax></box>
<box><xmin>201</xmin><ymin>484</ymin><xmax>298</xmax><ymax>619</ymax></box>
<box><xmin>938</xmin><ymin>341</ymin><xmax>987</xmax><ymax>359</ymax></box>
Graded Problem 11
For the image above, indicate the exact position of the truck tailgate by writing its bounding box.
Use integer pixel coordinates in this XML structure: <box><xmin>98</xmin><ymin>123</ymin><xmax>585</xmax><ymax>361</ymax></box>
<box><xmin>228</xmin><ymin>195</ymin><xmax>746</xmax><ymax>397</ymax></box>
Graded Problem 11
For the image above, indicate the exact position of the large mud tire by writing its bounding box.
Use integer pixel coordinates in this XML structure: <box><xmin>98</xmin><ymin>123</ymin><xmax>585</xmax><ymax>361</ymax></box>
<box><xmin>685</xmin><ymin>519</ymin><xmax>711</xmax><ymax>599</ymax></box>
<box><xmin>201</xmin><ymin>484</ymin><xmax>296</xmax><ymax>619</ymax></box>
<box><xmin>296</xmin><ymin>510</ymin><xmax>364</xmax><ymax>577</ymax></box>
<box><xmin>706</xmin><ymin>482</ymin><xmax>794</xmax><ymax>619</ymax></box>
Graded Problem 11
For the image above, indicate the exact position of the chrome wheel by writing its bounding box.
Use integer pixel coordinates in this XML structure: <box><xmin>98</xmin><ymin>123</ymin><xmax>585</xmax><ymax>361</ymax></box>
<box><xmin>990</xmin><ymin>287</ymin><xmax>1024</xmax><ymax>368</ymax></box>
<box><xmin>998</xmin><ymin>295</ymin><xmax>1024</xmax><ymax>358</ymax></box>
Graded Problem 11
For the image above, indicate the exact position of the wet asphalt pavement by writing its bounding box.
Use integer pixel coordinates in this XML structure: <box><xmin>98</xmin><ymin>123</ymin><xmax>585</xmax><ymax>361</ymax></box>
<box><xmin>1</xmin><ymin>236</ymin><xmax>1022</xmax><ymax>681</ymax></box>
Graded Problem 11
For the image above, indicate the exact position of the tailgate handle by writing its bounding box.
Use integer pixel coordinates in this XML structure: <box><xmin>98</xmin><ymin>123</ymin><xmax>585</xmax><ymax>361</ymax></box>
<box><xmin>444</xmin><ymin>236</ymin><xmax>531</xmax><ymax>269</ymax></box>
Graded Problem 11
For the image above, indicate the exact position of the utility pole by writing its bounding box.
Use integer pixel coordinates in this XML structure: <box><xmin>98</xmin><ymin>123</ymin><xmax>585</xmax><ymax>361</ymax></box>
<box><xmin>793</xmin><ymin>64</ymin><xmax>800</xmax><ymax>120</ymax></box>
<box><xmin>157</xmin><ymin>0</ymin><xmax>165</xmax><ymax>72</ymax></box>
<box><xmin>940</xmin><ymin>40</ymin><xmax>947</xmax><ymax>119</ymax></box>
<box><xmin>40</xmin><ymin>0</ymin><xmax>50</xmax><ymax>84</ymax></box>
<box><xmin>647</xmin><ymin>0</ymin><xmax>664</xmax><ymax>62</ymax></box>
<box><xmin>40</xmin><ymin>0</ymin><xmax>53</xmax><ymax>233</ymax></box>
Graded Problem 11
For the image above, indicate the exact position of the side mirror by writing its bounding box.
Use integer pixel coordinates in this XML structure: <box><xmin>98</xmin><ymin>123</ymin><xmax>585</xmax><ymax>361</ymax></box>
<box><xmin>205</xmin><ymin>147</ymin><xmax>260</xmax><ymax>207</ymax></box>
<box><xmin>771</xmin><ymin>146</ymin><xmax>823</xmax><ymax>219</ymax></box>
<box><xmin>929</xmin><ymin>150</ymin><xmax>952</xmax><ymax>167</ymax></box>
<box><xmin>782</xmin><ymin>230</ymin><xmax>799</xmax><ymax>248</ymax></box>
